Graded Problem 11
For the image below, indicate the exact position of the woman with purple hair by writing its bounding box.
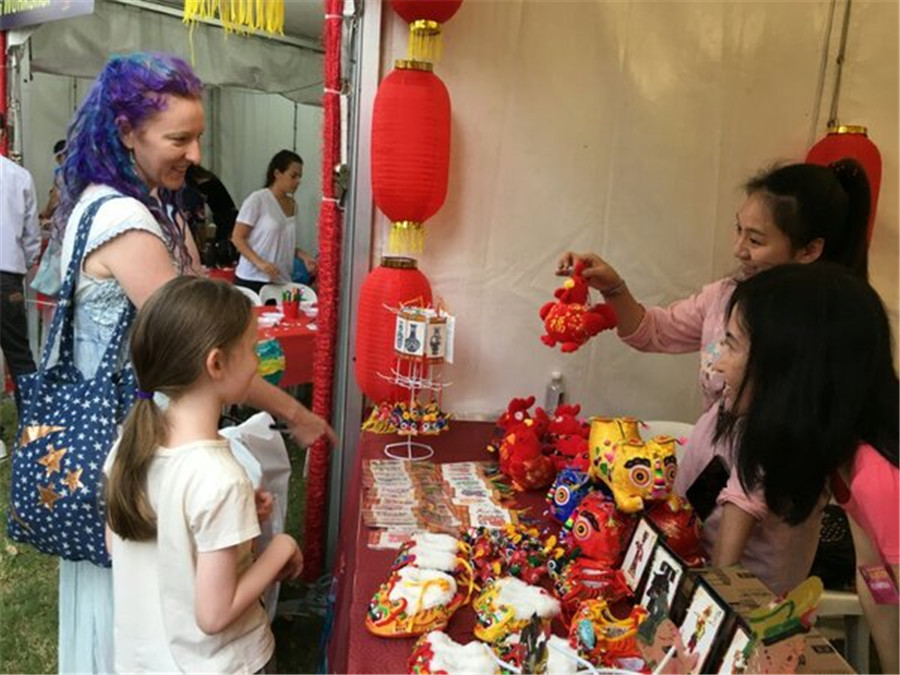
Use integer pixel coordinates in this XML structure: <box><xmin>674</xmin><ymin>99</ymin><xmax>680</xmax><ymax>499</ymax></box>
<box><xmin>50</xmin><ymin>52</ymin><xmax>335</xmax><ymax>673</ymax></box>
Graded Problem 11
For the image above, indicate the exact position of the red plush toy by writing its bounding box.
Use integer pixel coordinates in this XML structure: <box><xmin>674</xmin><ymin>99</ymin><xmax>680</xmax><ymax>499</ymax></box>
<box><xmin>547</xmin><ymin>403</ymin><xmax>591</xmax><ymax>471</ymax></box>
<box><xmin>539</xmin><ymin>261</ymin><xmax>617</xmax><ymax>352</ymax></box>
<box><xmin>487</xmin><ymin>396</ymin><xmax>537</xmax><ymax>455</ymax></box>
<box><xmin>498</xmin><ymin>419</ymin><xmax>556</xmax><ymax>491</ymax></box>
<box><xmin>646</xmin><ymin>495</ymin><xmax>705</xmax><ymax>568</ymax></box>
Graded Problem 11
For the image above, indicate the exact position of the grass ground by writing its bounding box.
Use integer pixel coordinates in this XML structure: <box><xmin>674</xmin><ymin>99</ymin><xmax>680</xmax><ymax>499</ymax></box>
<box><xmin>0</xmin><ymin>398</ymin><xmax>323</xmax><ymax>674</ymax></box>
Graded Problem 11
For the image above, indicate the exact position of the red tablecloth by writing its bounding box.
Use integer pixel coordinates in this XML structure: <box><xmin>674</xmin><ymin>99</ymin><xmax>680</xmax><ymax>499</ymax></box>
<box><xmin>327</xmin><ymin>421</ymin><xmax>556</xmax><ymax>674</ymax></box>
<box><xmin>256</xmin><ymin>308</ymin><xmax>316</xmax><ymax>387</ymax></box>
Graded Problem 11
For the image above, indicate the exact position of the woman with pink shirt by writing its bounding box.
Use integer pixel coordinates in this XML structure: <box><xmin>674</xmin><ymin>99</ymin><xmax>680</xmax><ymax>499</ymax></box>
<box><xmin>559</xmin><ymin>160</ymin><xmax>870</xmax><ymax>594</ymax></box>
<box><xmin>716</xmin><ymin>263</ymin><xmax>898</xmax><ymax>672</ymax></box>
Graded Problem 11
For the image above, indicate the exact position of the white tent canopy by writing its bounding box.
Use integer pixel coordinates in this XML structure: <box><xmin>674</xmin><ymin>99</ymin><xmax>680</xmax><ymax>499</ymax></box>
<box><xmin>26</xmin><ymin>0</ymin><xmax>323</xmax><ymax>104</ymax></box>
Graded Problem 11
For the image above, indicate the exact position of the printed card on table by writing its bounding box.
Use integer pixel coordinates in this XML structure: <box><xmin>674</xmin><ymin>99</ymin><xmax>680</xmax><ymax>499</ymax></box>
<box><xmin>621</xmin><ymin>517</ymin><xmax>659</xmax><ymax>590</ymax></box>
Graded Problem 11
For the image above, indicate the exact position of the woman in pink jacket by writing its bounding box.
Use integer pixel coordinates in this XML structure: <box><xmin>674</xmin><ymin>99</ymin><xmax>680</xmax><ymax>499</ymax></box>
<box><xmin>560</xmin><ymin>159</ymin><xmax>870</xmax><ymax>594</ymax></box>
<box><xmin>716</xmin><ymin>263</ymin><xmax>897</xmax><ymax>671</ymax></box>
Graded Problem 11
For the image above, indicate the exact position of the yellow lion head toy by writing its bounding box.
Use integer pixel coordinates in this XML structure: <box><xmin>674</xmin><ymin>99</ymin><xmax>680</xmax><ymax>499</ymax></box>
<box><xmin>589</xmin><ymin>420</ymin><xmax>678</xmax><ymax>513</ymax></box>
<box><xmin>587</xmin><ymin>417</ymin><xmax>643</xmax><ymax>483</ymax></box>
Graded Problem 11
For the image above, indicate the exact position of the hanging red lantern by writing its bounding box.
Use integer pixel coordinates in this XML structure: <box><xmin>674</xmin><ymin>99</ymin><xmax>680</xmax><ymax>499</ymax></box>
<box><xmin>807</xmin><ymin>124</ymin><xmax>881</xmax><ymax>244</ymax></box>
<box><xmin>389</xmin><ymin>0</ymin><xmax>463</xmax><ymax>62</ymax></box>
<box><xmin>355</xmin><ymin>257</ymin><xmax>433</xmax><ymax>403</ymax></box>
<box><xmin>371</xmin><ymin>60</ymin><xmax>451</xmax><ymax>253</ymax></box>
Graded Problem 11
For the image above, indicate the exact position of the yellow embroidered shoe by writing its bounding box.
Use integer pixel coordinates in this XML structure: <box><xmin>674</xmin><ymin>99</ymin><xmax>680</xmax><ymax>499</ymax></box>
<box><xmin>472</xmin><ymin>577</ymin><xmax>561</xmax><ymax>644</ymax></box>
<box><xmin>366</xmin><ymin>566</ymin><xmax>467</xmax><ymax>638</ymax></box>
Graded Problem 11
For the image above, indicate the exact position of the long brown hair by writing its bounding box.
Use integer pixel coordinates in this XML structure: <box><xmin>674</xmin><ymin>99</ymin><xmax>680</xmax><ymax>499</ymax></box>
<box><xmin>106</xmin><ymin>276</ymin><xmax>252</xmax><ymax>541</ymax></box>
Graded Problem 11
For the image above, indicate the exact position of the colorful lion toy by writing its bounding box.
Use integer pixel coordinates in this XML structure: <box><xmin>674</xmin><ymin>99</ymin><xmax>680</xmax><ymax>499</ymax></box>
<box><xmin>539</xmin><ymin>261</ymin><xmax>617</xmax><ymax>353</ymax></box>
<box><xmin>645</xmin><ymin>495</ymin><xmax>705</xmax><ymax>567</ymax></box>
<box><xmin>569</xmin><ymin>598</ymin><xmax>648</xmax><ymax>668</ymax></box>
<box><xmin>472</xmin><ymin>577</ymin><xmax>561</xmax><ymax>644</ymax></box>
<box><xmin>546</xmin><ymin>468</ymin><xmax>592</xmax><ymax>523</ymax></box>
<box><xmin>563</xmin><ymin>492</ymin><xmax>637</xmax><ymax>567</ymax></box>
<box><xmin>589</xmin><ymin>418</ymin><xmax>678</xmax><ymax>513</ymax></box>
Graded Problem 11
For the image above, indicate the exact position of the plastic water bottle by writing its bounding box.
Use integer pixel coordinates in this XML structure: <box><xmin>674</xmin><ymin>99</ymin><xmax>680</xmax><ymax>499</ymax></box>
<box><xmin>544</xmin><ymin>371</ymin><xmax>565</xmax><ymax>412</ymax></box>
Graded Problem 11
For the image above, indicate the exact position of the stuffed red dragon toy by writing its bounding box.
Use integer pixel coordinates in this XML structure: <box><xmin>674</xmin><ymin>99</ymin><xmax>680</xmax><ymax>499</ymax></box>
<box><xmin>540</xmin><ymin>260</ymin><xmax>617</xmax><ymax>352</ymax></box>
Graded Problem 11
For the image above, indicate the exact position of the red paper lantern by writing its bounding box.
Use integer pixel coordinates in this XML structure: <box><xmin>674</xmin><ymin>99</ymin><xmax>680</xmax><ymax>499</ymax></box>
<box><xmin>372</xmin><ymin>60</ymin><xmax>451</xmax><ymax>252</ymax></box>
<box><xmin>807</xmin><ymin>124</ymin><xmax>881</xmax><ymax>244</ymax></box>
<box><xmin>355</xmin><ymin>257</ymin><xmax>433</xmax><ymax>403</ymax></box>
<box><xmin>389</xmin><ymin>0</ymin><xmax>463</xmax><ymax>62</ymax></box>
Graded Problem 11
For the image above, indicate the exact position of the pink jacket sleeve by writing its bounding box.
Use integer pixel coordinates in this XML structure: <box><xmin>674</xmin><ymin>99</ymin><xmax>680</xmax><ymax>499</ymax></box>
<box><xmin>621</xmin><ymin>280</ymin><xmax>729</xmax><ymax>354</ymax></box>
<box><xmin>717</xmin><ymin>468</ymin><xmax>769</xmax><ymax>521</ymax></box>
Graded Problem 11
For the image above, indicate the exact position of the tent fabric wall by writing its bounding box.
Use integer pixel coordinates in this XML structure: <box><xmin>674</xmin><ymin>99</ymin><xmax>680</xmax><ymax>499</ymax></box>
<box><xmin>26</xmin><ymin>0</ymin><xmax>322</xmax><ymax>105</ymax></box>
<box><xmin>216</xmin><ymin>90</ymin><xmax>323</xmax><ymax>255</ymax></box>
<box><xmin>372</xmin><ymin>0</ymin><xmax>899</xmax><ymax>422</ymax></box>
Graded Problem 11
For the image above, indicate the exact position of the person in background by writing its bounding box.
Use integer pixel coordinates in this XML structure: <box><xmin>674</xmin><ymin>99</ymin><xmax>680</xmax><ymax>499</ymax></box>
<box><xmin>38</xmin><ymin>139</ymin><xmax>67</xmax><ymax>225</ymax></box>
<box><xmin>232</xmin><ymin>149</ymin><xmax>318</xmax><ymax>294</ymax></box>
<box><xmin>185</xmin><ymin>163</ymin><xmax>239</xmax><ymax>244</ymax></box>
<box><xmin>559</xmin><ymin>159</ymin><xmax>870</xmax><ymax>594</ymax></box>
<box><xmin>0</xmin><ymin>112</ymin><xmax>40</xmax><ymax>410</ymax></box>
<box><xmin>715</xmin><ymin>263</ymin><xmax>898</xmax><ymax>672</ymax></box>
<box><xmin>105</xmin><ymin>277</ymin><xmax>303</xmax><ymax>673</ymax></box>
<box><xmin>48</xmin><ymin>52</ymin><xmax>334</xmax><ymax>674</ymax></box>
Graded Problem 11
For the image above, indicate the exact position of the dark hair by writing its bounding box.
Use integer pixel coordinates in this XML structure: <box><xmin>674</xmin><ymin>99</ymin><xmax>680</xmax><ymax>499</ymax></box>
<box><xmin>744</xmin><ymin>159</ymin><xmax>870</xmax><ymax>278</ymax></box>
<box><xmin>265</xmin><ymin>149</ymin><xmax>303</xmax><ymax>187</ymax></box>
<box><xmin>186</xmin><ymin>163</ymin><xmax>216</xmax><ymax>185</ymax></box>
<box><xmin>106</xmin><ymin>277</ymin><xmax>252</xmax><ymax>540</ymax></box>
<box><xmin>53</xmin><ymin>139</ymin><xmax>67</xmax><ymax>156</ymax></box>
<box><xmin>53</xmin><ymin>52</ymin><xmax>203</xmax><ymax>270</ymax></box>
<box><xmin>0</xmin><ymin>112</ymin><xmax>5</xmax><ymax>129</ymax></box>
<box><xmin>716</xmin><ymin>263</ymin><xmax>898</xmax><ymax>525</ymax></box>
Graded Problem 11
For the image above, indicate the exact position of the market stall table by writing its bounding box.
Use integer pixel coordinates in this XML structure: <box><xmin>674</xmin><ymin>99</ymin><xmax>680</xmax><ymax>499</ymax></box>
<box><xmin>255</xmin><ymin>308</ymin><xmax>316</xmax><ymax>388</ymax></box>
<box><xmin>325</xmin><ymin>421</ymin><xmax>855</xmax><ymax>674</ymax></box>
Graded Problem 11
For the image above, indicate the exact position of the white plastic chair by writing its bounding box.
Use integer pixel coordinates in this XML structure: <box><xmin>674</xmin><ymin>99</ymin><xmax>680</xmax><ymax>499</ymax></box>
<box><xmin>234</xmin><ymin>285</ymin><xmax>262</xmax><ymax>306</ymax></box>
<box><xmin>260</xmin><ymin>282</ymin><xmax>317</xmax><ymax>306</ymax></box>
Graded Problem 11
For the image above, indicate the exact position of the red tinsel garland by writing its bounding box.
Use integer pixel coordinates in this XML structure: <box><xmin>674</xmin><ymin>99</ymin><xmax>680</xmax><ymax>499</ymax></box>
<box><xmin>303</xmin><ymin>0</ymin><xmax>344</xmax><ymax>581</ymax></box>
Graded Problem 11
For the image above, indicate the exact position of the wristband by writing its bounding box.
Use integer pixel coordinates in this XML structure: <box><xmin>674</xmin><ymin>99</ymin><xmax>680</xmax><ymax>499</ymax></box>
<box><xmin>600</xmin><ymin>279</ymin><xmax>626</xmax><ymax>298</ymax></box>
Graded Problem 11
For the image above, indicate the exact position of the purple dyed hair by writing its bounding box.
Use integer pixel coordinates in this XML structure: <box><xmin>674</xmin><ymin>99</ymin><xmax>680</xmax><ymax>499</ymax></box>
<box><xmin>53</xmin><ymin>52</ymin><xmax>203</xmax><ymax>269</ymax></box>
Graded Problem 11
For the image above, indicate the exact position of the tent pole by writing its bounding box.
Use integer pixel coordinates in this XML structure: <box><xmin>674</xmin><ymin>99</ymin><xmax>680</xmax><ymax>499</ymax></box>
<box><xmin>0</xmin><ymin>30</ymin><xmax>7</xmax><ymax>157</ymax></box>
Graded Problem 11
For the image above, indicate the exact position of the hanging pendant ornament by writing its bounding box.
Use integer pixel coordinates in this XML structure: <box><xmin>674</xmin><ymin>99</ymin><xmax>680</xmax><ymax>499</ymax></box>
<box><xmin>806</xmin><ymin>124</ymin><xmax>881</xmax><ymax>244</ymax></box>
<box><xmin>389</xmin><ymin>0</ymin><xmax>463</xmax><ymax>63</ymax></box>
<box><xmin>371</xmin><ymin>60</ymin><xmax>451</xmax><ymax>254</ymax></box>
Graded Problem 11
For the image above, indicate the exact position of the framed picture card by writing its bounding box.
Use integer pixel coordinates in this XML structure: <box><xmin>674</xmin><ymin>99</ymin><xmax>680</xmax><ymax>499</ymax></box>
<box><xmin>716</xmin><ymin>620</ymin><xmax>754</xmax><ymax>674</ymax></box>
<box><xmin>621</xmin><ymin>517</ymin><xmax>659</xmax><ymax>591</ymax></box>
<box><xmin>639</xmin><ymin>540</ymin><xmax>686</xmax><ymax>615</ymax></box>
<box><xmin>678</xmin><ymin>578</ymin><xmax>729</xmax><ymax>674</ymax></box>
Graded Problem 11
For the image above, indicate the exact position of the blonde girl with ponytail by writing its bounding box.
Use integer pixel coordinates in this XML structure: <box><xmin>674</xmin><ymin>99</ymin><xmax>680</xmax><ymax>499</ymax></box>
<box><xmin>104</xmin><ymin>276</ymin><xmax>302</xmax><ymax>674</ymax></box>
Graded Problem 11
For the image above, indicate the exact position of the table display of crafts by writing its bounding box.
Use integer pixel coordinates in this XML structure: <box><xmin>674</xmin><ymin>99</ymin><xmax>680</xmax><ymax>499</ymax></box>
<box><xmin>363</xmin><ymin>401</ymin><xmax>827</xmax><ymax>675</ymax></box>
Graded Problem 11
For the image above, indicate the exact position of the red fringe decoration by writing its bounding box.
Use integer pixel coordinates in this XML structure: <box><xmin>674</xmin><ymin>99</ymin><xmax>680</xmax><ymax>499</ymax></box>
<box><xmin>303</xmin><ymin>0</ymin><xmax>344</xmax><ymax>581</ymax></box>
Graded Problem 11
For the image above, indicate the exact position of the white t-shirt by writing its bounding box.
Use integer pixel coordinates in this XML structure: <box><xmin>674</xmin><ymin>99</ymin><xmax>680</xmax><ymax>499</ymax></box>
<box><xmin>106</xmin><ymin>439</ymin><xmax>273</xmax><ymax>674</ymax></box>
<box><xmin>234</xmin><ymin>188</ymin><xmax>297</xmax><ymax>283</ymax></box>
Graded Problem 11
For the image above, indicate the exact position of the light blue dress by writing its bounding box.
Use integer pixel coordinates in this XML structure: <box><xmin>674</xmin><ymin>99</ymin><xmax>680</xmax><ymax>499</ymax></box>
<box><xmin>56</xmin><ymin>185</ymin><xmax>182</xmax><ymax>674</ymax></box>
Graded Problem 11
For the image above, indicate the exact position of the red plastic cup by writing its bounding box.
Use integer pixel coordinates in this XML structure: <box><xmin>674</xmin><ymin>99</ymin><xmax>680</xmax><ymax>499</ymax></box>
<box><xmin>283</xmin><ymin>300</ymin><xmax>300</xmax><ymax>320</ymax></box>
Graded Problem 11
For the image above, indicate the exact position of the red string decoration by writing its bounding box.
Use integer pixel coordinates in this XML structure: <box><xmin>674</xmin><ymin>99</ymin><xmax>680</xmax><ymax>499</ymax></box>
<box><xmin>355</xmin><ymin>257</ymin><xmax>433</xmax><ymax>403</ymax></box>
<box><xmin>303</xmin><ymin>0</ymin><xmax>344</xmax><ymax>581</ymax></box>
<box><xmin>807</xmin><ymin>124</ymin><xmax>882</xmax><ymax>244</ymax></box>
<box><xmin>372</xmin><ymin>61</ymin><xmax>451</xmax><ymax>253</ymax></box>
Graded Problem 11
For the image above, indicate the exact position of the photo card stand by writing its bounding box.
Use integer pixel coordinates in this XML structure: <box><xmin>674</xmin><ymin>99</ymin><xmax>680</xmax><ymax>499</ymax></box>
<box><xmin>381</xmin><ymin>358</ymin><xmax>446</xmax><ymax>461</ymax></box>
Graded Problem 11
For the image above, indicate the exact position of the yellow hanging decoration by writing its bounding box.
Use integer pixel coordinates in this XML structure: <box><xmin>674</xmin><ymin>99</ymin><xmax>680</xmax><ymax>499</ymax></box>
<box><xmin>407</xmin><ymin>20</ymin><xmax>443</xmax><ymax>63</ymax></box>
<box><xmin>389</xmin><ymin>221</ymin><xmax>425</xmax><ymax>255</ymax></box>
<box><xmin>182</xmin><ymin>0</ymin><xmax>285</xmax><ymax>36</ymax></box>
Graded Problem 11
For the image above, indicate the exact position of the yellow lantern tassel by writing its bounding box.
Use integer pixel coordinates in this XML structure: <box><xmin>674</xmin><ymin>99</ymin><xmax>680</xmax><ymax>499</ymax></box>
<box><xmin>389</xmin><ymin>221</ymin><xmax>425</xmax><ymax>254</ymax></box>
<box><xmin>182</xmin><ymin>0</ymin><xmax>284</xmax><ymax>36</ymax></box>
<box><xmin>408</xmin><ymin>20</ymin><xmax>443</xmax><ymax>64</ymax></box>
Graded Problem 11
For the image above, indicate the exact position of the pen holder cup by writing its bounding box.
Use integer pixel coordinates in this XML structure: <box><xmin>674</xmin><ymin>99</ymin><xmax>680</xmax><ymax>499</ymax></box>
<box><xmin>282</xmin><ymin>300</ymin><xmax>300</xmax><ymax>320</ymax></box>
